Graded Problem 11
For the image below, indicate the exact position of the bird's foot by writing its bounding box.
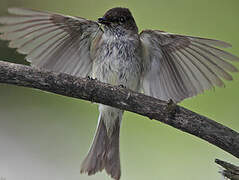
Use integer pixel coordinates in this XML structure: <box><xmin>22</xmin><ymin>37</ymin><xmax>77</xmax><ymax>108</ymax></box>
<box><xmin>166</xmin><ymin>99</ymin><xmax>177</xmax><ymax>114</ymax></box>
<box><xmin>87</xmin><ymin>76</ymin><xmax>97</xmax><ymax>81</ymax></box>
<box><xmin>118</xmin><ymin>84</ymin><xmax>126</xmax><ymax>88</ymax></box>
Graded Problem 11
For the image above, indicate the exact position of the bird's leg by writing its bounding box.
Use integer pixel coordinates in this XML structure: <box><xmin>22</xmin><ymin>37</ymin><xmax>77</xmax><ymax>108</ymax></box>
<box><xmin>86</xmin><ymin>76</ymin><xmax>98</xmax><ymax>103</ymax></box>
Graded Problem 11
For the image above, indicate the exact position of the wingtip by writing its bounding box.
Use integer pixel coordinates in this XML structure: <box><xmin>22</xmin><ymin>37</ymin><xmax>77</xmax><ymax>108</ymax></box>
<box><xmin>0</xmin><ymin>16</ymin><xmax>11</xmax><ymax>24</ymax></box>
<box><xmin>8</xmin><ymin>7</ymin><xmax>25</xmax><ymax>14</ymax></box>
<box><xmin>233</xmin><ymin>66</ymin><xmax>239</xmax><ymax>72</ymax></box>
<box><xmin>7</xmin><ymin>7</ymin><xmax>49</xmax><ymax>16</ymax></box>
<box><xmin>222</xmin><ymin>43</ymin><xmax>232</xmax><ymax>48</ymax></box>
<box><xmin>0</xmin><ymin>33</ymin><xmax>6</xmax><ymax>40</ymax></box>
<box><xmin>215</xmin><ymin>39</ymin><xmax>232</xmax><ymax>48</ymax></box>
<box><xmin>229</xmin><ymin>53</ymin><xmax>239</xmax><ymax>61</ymax></box>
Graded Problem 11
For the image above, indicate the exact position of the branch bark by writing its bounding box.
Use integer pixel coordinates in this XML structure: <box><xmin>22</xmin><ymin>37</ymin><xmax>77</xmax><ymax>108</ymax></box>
<box><xmin>215</xmin><ymin>159</ymin><xmax>239</xmax><ymax>180</ymax></box>
<box><xmin>0</xmin><ymin>60</ymin><xmax>238</xmax><ymax>158</ymax></box>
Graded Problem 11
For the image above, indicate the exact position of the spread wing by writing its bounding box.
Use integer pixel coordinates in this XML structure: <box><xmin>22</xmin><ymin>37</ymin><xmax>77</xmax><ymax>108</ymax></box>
<box><xmin>0</xmin><ymin>8</ymin><xmax>101</xmax><ymax>77</ymax></box>
<box><xmin>140</xmin><ymin>30</ymin><xmax>239</xmax><ymax>102</ymax></box>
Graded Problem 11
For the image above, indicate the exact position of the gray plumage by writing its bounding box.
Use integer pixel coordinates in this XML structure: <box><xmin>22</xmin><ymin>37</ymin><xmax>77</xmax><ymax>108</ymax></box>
<box><xmin>0</xmin><ymin>7</ymin><xmax>238</xmax><ymax>180</ymax></box>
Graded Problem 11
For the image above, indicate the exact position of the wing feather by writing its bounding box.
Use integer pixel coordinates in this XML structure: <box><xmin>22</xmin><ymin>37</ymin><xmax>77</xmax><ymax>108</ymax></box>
<box><xmin>0</xmin><ymin>8</ymin><xmax>101</xmax><ymax>77</ymax></box>
<box><xmin>171</xmin><ymin>52</ymin><xmax>200</xmax><ymax>94</ymax></box>
<box><xmin>190</xmin><ymin>43</ymin><xmax>238</xmax><ymax>72</ymax></box>
<box><xmin>8</xmin><ymin>7</ymin><xmax>50</xmax><ymax>16</ymax></box>
<box><xmin>187</xmin><ymin>45</ymin><xmax>232</xmax><ymax>80</ymax></box>
<box><xmin>176</xmin><ymin>49</ymin><xmax>213</xmax><ymax>89</ymax></box>
<box><xmin>140</xmin><ymin>30</ymin><xmax>238</xmax><ymax>102</ymax></box>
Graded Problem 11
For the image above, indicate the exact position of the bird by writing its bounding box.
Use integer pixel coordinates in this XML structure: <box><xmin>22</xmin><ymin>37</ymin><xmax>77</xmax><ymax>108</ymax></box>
<box><xmin>0</xmin><ymin>7</ymin><xmax>238</xmax><ymax>180</ymax></box>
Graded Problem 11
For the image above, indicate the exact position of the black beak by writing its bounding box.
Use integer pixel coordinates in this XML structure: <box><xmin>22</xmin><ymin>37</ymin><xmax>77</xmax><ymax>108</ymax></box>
<box><xmin>98</xmin><ymin>17</ymin><xmax>110</xmax><ymax>25</ymax></box>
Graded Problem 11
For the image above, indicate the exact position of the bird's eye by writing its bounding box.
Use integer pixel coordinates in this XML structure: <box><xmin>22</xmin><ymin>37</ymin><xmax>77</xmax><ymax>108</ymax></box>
<box><xmin>119</xmin><ymin>17</ymin><xmax>125</xmax><ymax>23</ymax></box>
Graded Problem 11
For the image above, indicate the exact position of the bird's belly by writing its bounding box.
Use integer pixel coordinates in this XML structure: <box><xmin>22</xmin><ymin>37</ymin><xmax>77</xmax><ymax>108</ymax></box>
<box><xmin>92</xmin><ymin>51</ymin><xmax>142</xmax><ymax>91</ymax></box>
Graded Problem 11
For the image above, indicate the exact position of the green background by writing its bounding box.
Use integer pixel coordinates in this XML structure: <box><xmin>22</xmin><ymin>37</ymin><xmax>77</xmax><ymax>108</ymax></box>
<box><xmin>0</xmin><ymin>0</ymin><xmax>239</xmax><ymax>180</ymax></box>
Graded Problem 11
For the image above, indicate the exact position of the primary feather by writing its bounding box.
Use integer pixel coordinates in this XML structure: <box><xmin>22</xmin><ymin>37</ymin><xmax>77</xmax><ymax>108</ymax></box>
<box><xmin>0</xmin><ymin>8</ymin><xmax>100</xmax><ymax>77</ymax></box>
<box><xmin>140</xmin><ymin>30</ymin><xmax>239</xmax><ymax>102</ymax></box>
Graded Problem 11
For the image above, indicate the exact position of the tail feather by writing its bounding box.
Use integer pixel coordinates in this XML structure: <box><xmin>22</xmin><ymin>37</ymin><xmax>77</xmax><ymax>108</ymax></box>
<box><xmin>80</xmin><ymin>114</ymin><xmax>121</xmax><ymax>180</ymax></box>
<box><xmin>105</xmin><ymin>120</ymin><xmax>121</xmax><ymax>179</ymax></box>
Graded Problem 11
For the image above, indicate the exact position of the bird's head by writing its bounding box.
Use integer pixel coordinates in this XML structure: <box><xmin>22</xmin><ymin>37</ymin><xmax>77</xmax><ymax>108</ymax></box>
<box><xmin>98</xmin><ymin>7</ymin><xmax>138</xmax><ymax>34</ymax></box>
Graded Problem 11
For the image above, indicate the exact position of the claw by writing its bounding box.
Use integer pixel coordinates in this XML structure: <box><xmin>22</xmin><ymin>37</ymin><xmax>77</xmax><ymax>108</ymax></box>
<box><xmin>166</xmin><ymin>99</ymin><xmax>177</xmax><ymax>114</ymax></box>
<box><xmin>126</xmin><ymin>92</ymin><xmax>131</xmax><ymax>100</ymax></box>
<box><xmin>87</xmin><ymin>76</ymin><xmax>97</xmax><ymax>80</ymax></box>
<box><xmin>118</xmin><ymin>84</ymin><xmax>126</xmax><ymax>88</ymax></box>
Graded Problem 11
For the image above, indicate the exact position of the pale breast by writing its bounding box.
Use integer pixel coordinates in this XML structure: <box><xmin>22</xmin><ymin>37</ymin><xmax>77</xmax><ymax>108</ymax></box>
<box><xmin>92</xmin><ymin>33</ymin><xmax>143</xmax><ymax>91</ymax></box>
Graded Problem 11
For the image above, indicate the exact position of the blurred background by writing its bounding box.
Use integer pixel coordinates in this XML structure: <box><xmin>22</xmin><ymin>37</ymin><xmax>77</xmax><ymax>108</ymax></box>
<box><xmin>0</xmin><ymin>0</ymin><xmax>239</xmax><ymax>180</ymax></box>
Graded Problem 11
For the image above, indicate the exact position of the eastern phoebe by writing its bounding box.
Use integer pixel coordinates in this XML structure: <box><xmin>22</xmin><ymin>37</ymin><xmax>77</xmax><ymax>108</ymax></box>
<box><xmin>0</xmin><ymin>7</ymin><xmax>238</xmax><ymax>180</ymax></box>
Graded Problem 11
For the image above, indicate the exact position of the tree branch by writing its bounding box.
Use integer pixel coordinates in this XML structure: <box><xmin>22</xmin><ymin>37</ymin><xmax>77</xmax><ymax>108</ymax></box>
<box><xmin>0</xmin><ymin>60</ymin><xmax>238</xmax><ymax>158</ymax></box>
<box><xmin>215</xmin><ymin>159</ymin><xmax>239</xmax><ymax>180</ymax></box>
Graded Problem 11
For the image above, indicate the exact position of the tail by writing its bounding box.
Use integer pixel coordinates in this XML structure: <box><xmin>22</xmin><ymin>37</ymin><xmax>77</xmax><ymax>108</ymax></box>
<box><xmin>80</xmin><ymin>110</ymin><xmax>121</xmax><ymax>180</ymax></box>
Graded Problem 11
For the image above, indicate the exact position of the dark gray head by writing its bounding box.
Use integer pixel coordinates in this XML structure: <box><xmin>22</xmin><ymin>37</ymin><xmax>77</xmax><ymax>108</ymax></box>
<box><xmin>98</xmin><ymin>7</ymin><xmax>138</xmax><ymax>33</ymax></box>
